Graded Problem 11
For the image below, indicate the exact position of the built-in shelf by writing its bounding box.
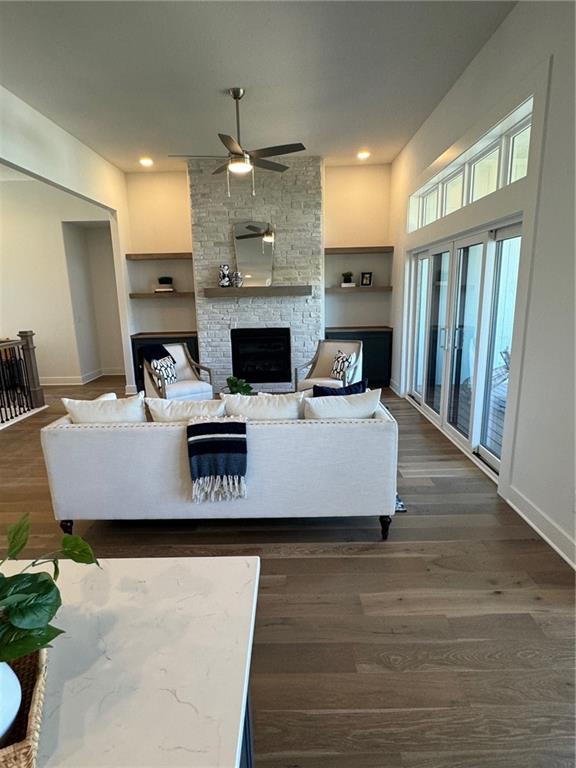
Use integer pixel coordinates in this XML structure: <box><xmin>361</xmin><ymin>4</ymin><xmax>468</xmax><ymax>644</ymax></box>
<box><xmin>204</xmin><ymin>286</ymin><xmax>313</xmax><ymax>298</ymax></box>
<box><xmin>324</xmin><ymin>246</ymin><xmax>394</xmax><ymax>255</ymax></box>
<box><xmin>129</xmin><ymin>291</ymin><xmax>195</xmax><ymax>299</ymax></box>
<box><xmin>325</xmin><ymin>286</ymin><xmax>392</xmax><ymax>294</ymax></box>
<box><xmin>126</xmin><ymin>252</ymin><xmax>193</xmax><ymax>261</ymax></box>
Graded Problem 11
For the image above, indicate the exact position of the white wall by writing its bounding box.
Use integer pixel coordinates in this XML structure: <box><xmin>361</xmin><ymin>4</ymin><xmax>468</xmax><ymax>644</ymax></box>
<box><xmin>126</xmin><ymin>171</ymin><xmax>192</xmax><ymax>253</ymax></box>
<box><xmin>0</xmin><ymin>85</ymin><xmax>135</xmax><ymax>389</ymax></box>
<box><xmin>0</xmin><ymin>178</ymin><xmax>122</xmax><ymax>383</ymax></box>
<box><xmin>63</xmin><ymin>224</ymin><xmax>101</xmax><ymax>380</ymax></box>
<box><xmin>86</xmin><ymin>226</ymin><xmax>124</xmax><ymax>374</ymax></box>
<box><xmin>324</xmin><ymin>165</ymin><xmax>391</xmax><ymax>247</ymax></box>
<box><xmin>388</xmin><ymin>1</ymin><xmax>575</xmax><ymax>564</ymax></box>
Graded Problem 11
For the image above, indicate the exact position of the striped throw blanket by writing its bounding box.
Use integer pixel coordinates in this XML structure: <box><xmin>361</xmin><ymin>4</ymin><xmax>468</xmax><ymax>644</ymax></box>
<box><xmin>186</xmin><ymin>419</ymin><xmax>247</xmax><ymax>503</ymax></box>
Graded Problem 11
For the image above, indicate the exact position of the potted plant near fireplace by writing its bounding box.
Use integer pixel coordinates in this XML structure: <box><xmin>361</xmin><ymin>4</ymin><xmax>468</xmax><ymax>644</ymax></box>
<box><xmin>0</xmin><ymin>514</ymin><xmax>98</xmax><ymax>760</ymax></box>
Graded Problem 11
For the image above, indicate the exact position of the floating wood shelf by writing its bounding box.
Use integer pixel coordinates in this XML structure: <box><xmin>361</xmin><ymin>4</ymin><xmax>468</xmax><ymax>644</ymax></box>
<box><xmin>324</xmin><ymin>246</ymin><xmax>394</xmax><ymax>255</ymax></box>
<box><xmin>129</xmin><ymin>291</ymin><xmax>195</xmax><ymax>299</ymax></box>
<box><xmin>126</xmin><ymin>252</ymin><xmax>193</xmax><ymax>261</ymax></box>
<box><xmin>325</xmin><ymin>286</ymin><xmax>393</xmax><ymax>294</ymax></box>
<box><xmin>204</xmin><ymin>286</ymin><xmax>313</xmax><ymax>298</ymax></box>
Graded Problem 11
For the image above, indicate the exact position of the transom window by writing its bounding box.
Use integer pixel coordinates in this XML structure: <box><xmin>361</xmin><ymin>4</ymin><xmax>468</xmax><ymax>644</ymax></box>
<box><xmin>408</xmin><ymin>98</ymin><xmax>533</xmax><ymax>232</ymax></box>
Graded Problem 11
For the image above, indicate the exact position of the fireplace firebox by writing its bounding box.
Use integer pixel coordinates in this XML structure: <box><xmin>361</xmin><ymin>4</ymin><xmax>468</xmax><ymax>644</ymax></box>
<box><xmin>230</xmin><ymin>328</ymin><xmax>291</xmax><ymax>384</ymax></box>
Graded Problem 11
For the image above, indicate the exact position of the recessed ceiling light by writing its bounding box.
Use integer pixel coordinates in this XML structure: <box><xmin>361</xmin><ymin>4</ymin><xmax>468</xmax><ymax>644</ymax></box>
<box><xmin>357</xmin><ymin>150</ymin><xmax>371</xmax><ymax>160</ymax></box>
<box><xmin>139</xmin><ymin>157</ymin><xmax>154</xmax><ymax>167</ymax></box>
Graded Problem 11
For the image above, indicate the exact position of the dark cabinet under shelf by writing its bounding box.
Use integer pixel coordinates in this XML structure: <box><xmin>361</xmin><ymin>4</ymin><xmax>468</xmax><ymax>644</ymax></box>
<box><xmin>131</xmin><ymin>332</ymin><xmax>198</xmax><ymax>392</ymax></box>
<box><xmin>325</xmin><ymin>327</ymin><xmax>392</xmax><ymax>387</ymax></box>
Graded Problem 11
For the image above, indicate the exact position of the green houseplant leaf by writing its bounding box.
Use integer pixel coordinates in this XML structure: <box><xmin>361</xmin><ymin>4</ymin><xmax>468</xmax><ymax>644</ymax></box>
<box><xmin>6</xmin><ymin>514</ymin><xmax>30</xmax><ymax>559</ymax></box>
<box><xmin>61</xmin><ymin>534</ymin><xmax>99</xmax><ymax>565</ymax></box>
<box><xmin>0</xmin><ymin>622</ymin><xmax>64</xmax><ymax>663</ymax></box>
<box><xmin>0</xmin><ymin>572</ymin><xmax>61</xmax><ymax>629</ymax></box>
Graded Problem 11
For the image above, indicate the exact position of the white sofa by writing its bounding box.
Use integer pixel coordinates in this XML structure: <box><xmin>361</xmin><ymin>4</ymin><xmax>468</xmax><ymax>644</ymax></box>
<box><xmin>41</xmin><ymin>404</ymin><xmax>398</xmax><ymax>539</ymax></box>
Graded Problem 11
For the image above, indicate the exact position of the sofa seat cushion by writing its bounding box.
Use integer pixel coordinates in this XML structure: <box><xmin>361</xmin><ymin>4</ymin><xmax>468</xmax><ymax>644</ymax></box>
<box><xmin>165</xmin><ymin>380</ymin><xmax>213</xmax><ymax>401</ymax></box>
<box><xmin>297</xmin><ymin>378</ymin><xmax>344</xmax><ymax>392</ymax></box>
<box><xmin>304</xmin><ymin>389</ymin><xmax>382</xmax><ymax>420</ymax></box>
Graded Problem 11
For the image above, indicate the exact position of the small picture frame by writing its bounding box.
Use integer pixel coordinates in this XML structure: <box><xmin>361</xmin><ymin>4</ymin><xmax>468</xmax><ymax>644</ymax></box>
<box><xmin>361</xmin><ymin>271</ymin><xmax>373</xmax><ymax>287</ymax></box>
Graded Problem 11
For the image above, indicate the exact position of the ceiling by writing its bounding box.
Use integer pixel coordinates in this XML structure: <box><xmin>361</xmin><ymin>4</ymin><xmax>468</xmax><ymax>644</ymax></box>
<box><xmin>0</xmin><ymin>2</ymin><xmax>515</xmax><ymax>172</ymax></box>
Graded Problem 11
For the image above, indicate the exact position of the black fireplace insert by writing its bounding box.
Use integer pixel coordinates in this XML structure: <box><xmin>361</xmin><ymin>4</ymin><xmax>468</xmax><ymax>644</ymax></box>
<box><xmin>230</xmin><ymin>328</ymin><xmax>291</xmax><ymax>383</ymax></box>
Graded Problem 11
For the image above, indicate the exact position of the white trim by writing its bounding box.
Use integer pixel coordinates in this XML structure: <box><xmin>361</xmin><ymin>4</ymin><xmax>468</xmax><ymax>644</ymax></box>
<box><xmin>504</xmin><ymin>487</ymin><xmax>575</xmax><ymax>569</ymax></box>
<box><xmin>41</xmin><ymin>376</ymin><xmax>85</xmax><ymax>386</ymax></box>
<box><xmin>0</xmin><ymin>405</ymin><xmax>49</xmax><ymax>431</ymax></box>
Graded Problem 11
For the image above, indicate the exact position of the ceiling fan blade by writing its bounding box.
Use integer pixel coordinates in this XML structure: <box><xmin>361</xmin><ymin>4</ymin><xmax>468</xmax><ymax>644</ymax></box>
<box><xmin>246</xmin><ymin>225</ymin><xmax>263</xmax><ymax>232</ymax></box>
<box><xmin>250</xmin><ymin>143</ymin><xmax>305</xmax><ymax>159</ymax></box>
<box><xmin>168</xmin><ymin>154</ymin><xmax>226</xmax><ymax>158</ymax></box>
<box><xmin>218</xmin><ymin>133</ymin><xmax>243</xmax><ymax>155</ymax></box>
<box><xmin>253</xmin><ymin>158</ymin><xmax>289</xmax><ymax>173</ymax></box>
<box><xmin>236</xmin><ymin>232</ymin><xmax>264</xmax><ymax>240</ymax></box>
<box><xmin>212</xmin><ymin>163</ymin><xmax>229</xmax><ymax>175</ymax></box>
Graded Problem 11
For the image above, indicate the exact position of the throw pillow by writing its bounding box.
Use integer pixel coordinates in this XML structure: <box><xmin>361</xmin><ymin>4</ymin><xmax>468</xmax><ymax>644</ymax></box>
<box><xmin>150</xmin><ymin>355</ymin><xmax>177</xmax><ymax>386</ymax></box>
<box><xmin>222</xmin><ymin>392</ymin><xmax>303</xmax><ymax>420</ymax></box>
<box><xmin>257</xmin><ymin>391</ymin><xmax>307</xmax><ymax>417</ymax></box>
<box><xmin>145</xmin><ymin>398</ymin><xmax>226</xmax><ymax>422</ymax></box>
<box><xmin>330</xmin><ymin>350</ymin><xmax>355</xmax><ymax>381</ymax></box>
<box><xmin>313</xmin><ymin>379</ymin><xmax>368</xmax><ymax>397</ymax></box>
<box><xmin>304</xmin><ymin>388</ymin><xmax>381</xmax><ymax>420</ymax></box>
<box><xmin>62</xmin><ymin>392</ymin><xmax>147</xmax><ymax>424</ymax></box>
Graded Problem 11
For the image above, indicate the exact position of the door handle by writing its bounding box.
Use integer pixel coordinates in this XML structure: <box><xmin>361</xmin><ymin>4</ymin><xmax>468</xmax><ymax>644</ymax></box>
<box><xmin>453</xmin><ymin>327</ymin><xmax>464</xmax><ymax>350</ymax></box>
<box><xmin>439</xmin><ymin>327</ymin><xmax>447</xmax><ymax>349</ymax></box>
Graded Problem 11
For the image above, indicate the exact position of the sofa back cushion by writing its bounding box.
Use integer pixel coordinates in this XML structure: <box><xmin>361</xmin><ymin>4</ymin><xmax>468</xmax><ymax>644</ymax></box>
<box><xmin>146</xmin><ymin>397</ymin><xmax>225</xmax><ymax>422</ymax></box>
<box><xmin>223</xmin><ymin>392</ymin><xmax>303</xmax><ymax>420</ymax></box>
<box><xmin>304</xmin><ymin>389</ymin><xmax>381</xmax><ymax>420</ymax></box>
<box><xmin>62</xmin><ymin>392</ymin><xmax>146</xmax><ymax>423</ymax></box>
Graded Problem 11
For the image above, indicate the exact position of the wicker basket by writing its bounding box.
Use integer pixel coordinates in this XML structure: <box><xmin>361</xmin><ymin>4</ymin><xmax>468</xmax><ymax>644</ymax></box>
<box><xmin>0</xmin><ymin>651</ymin><xmax>47</xmax><ymax>768</ymax></box>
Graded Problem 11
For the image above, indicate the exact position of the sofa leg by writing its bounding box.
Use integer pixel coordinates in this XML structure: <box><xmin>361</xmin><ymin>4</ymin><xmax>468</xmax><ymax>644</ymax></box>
<box><xmin>59</xmin><ymin>520</ymin><xmax>74</xmax><ymax>535</ymax></box>
<box><xmin>379</xmin><ymin>515</ymin><xmax>392</xmax><ymax>541</ymax></box>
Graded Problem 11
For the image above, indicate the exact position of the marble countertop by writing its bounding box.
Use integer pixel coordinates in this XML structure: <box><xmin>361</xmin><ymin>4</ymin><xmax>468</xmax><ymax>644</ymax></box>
<box><xmin>6</xmin><ymin>556</ymin><xmax>260</xmax><ymax>767</ymax></box>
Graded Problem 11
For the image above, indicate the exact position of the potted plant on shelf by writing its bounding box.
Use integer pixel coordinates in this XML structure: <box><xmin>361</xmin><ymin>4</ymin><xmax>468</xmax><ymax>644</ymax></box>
<box><xmin>341</xmin><ymin>271</ymin><xmax>355</xmax><ymax>288</ymax></box>
<box><xmin>0</xmin><ymin>514</ymin><xmax>98</xmax><ymax>756</ymax></box>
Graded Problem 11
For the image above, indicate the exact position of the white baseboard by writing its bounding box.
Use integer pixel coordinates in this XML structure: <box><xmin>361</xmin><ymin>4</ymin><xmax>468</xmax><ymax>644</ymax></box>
<box><xmin>80</xmin><ymin>369</ymin><xmax>103</xmax><ymax>384</ymax></box>
<box><xmin>389</xmin><ymin>378</ymin><xmax>402</xmax><ymax>397</ymax></box>
<box><xmin>125</xmin><ymin>385</ymin><xmax>138</xmax><ymax>395</ymax></box>
<box><xmin>41</xmin><ymin>376</ymin><xmax>85</xmax><ymax>386</ymax></box>
<box><xmin>41</xmin><ymin>370</ymin><xmax>125</xmax><ymax>386</ymax></box>
<box><xmin>502</xmin><ymin>486</ymin><xmax>575</xmax><ymax>569</ymax></box>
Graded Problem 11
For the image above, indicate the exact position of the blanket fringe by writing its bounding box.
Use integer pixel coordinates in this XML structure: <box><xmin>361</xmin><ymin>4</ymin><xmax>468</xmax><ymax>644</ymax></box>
<box><xmin>192</xmin><ymin>475</ymin><xmax>247</xmax><ymax>503</ymax></box>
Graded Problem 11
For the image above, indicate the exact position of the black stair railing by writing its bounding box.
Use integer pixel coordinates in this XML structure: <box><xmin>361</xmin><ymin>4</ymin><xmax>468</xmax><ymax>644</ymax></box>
<box><xmin>0</xmin><ymin>331</ymin><xmax>45</xmax><ymax>425</ymax></box>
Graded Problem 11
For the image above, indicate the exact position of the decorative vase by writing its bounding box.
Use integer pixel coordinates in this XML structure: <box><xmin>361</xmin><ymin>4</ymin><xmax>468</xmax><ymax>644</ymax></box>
<box><xmin>0</xmin><ymin>662</ymin><xmax>22</xmax><ymax>741</ymax></box>
<box><xmin>218</xmin><ymin>264</ymin><xmax>231</xmax><ymax>288</ymax></box>
<box><xmin>231</xmin><ymin>271</ymin><xmax>244</xmax><ymax>288</ymax></box>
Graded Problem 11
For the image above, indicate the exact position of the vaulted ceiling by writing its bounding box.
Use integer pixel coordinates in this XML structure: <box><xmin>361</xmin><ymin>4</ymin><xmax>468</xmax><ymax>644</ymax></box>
<box><xmin>0</xmin><ymin>2</ymin><xmax>515</xmax><ymax>171</ymax></box>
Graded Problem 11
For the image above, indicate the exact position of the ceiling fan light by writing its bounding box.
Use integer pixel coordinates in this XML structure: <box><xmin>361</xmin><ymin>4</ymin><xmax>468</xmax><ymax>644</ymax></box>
<box><xmin>262</xmin><ymin>232</ymin><xmax>275</xmax><ymax>244</ymax></box>
<box><xmin>228</xmin><ymin>154</ymin><xmax>253</xmax><ymax>175</ymax></box>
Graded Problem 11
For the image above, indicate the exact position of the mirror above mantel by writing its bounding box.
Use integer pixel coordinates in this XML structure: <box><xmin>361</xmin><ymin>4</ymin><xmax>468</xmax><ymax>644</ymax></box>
<box><xmin>233</xmin><ymin>220</ymin><xmax>274</xmax><ymax>287</ymax></box>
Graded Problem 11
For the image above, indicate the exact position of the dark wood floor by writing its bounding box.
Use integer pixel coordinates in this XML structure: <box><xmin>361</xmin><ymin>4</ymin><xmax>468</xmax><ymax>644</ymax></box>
<box><xmin>1</xmin><ymin>376</ymin><xmax>574</xmax><ymax>767</ymax></box>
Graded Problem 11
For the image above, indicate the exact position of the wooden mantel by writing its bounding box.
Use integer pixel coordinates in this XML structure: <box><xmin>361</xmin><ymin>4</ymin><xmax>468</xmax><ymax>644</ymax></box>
<box><xmin>203</xmin><ymin>286</ymin><xmax>313</xmax><ymax>298</ymax></box>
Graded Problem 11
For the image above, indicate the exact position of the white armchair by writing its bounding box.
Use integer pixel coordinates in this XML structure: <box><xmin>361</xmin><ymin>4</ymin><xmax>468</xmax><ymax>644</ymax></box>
<box><xmin>295</xmin><ymin>339</ymin><xmax>363</xmax><ymax>392</ymax></box>
<box><xmin>144</xmin><ymin>343</ymin><xmax>213</xmax><ymax>401</ymax></box>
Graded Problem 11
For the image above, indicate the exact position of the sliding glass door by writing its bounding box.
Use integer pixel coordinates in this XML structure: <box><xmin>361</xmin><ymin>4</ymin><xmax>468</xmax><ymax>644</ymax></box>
<box><xmin>424</xmin><ymin>250</ymin><xmax>450</xmax><ymax>415</ymax></box>
<box><xmin>479</xmin><ymin>228</ymin><xmax>522</xmax><ymax>467</ymax></box>
<box><xmin>409</xmin><ymin>224</ymin><xmax>522</xmax><ymax>471</ymax></box>
<box><xmin>447</xmin><ymin>241</ymin><xmax>484</xmax><ymax>438</ymax></box>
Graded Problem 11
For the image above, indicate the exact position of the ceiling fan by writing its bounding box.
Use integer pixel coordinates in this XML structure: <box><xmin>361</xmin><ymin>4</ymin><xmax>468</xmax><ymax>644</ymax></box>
<box><xmin>236</xmin><ymin>223</ymin><xmax>274</xmax><ymax>243</ymax></box>
<box><xmin>169</xmin><ymin>88</ymin><xmax>305</xmax><ymax>192</ymax></box>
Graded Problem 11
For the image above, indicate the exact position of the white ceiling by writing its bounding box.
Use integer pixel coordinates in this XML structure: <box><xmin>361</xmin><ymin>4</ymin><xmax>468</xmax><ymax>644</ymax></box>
<box><xmin>0</xmin><ymin>2</ymin><xmax>514</xmax><ymax>172</ymax></box>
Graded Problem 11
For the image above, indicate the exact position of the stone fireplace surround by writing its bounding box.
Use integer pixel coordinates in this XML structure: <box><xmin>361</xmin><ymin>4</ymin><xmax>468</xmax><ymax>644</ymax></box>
<box><xmin>188</xmin><ymin>157</ymin><xmax>324</xmax><ymax>391</ymax></box>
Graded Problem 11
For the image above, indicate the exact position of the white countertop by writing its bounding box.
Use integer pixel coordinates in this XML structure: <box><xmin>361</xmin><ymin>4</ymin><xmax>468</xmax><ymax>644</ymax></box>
<box><xmin>7</xmin><ymin>556</ymin><xmax>260</xmax><ymax>767</ymax></box>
